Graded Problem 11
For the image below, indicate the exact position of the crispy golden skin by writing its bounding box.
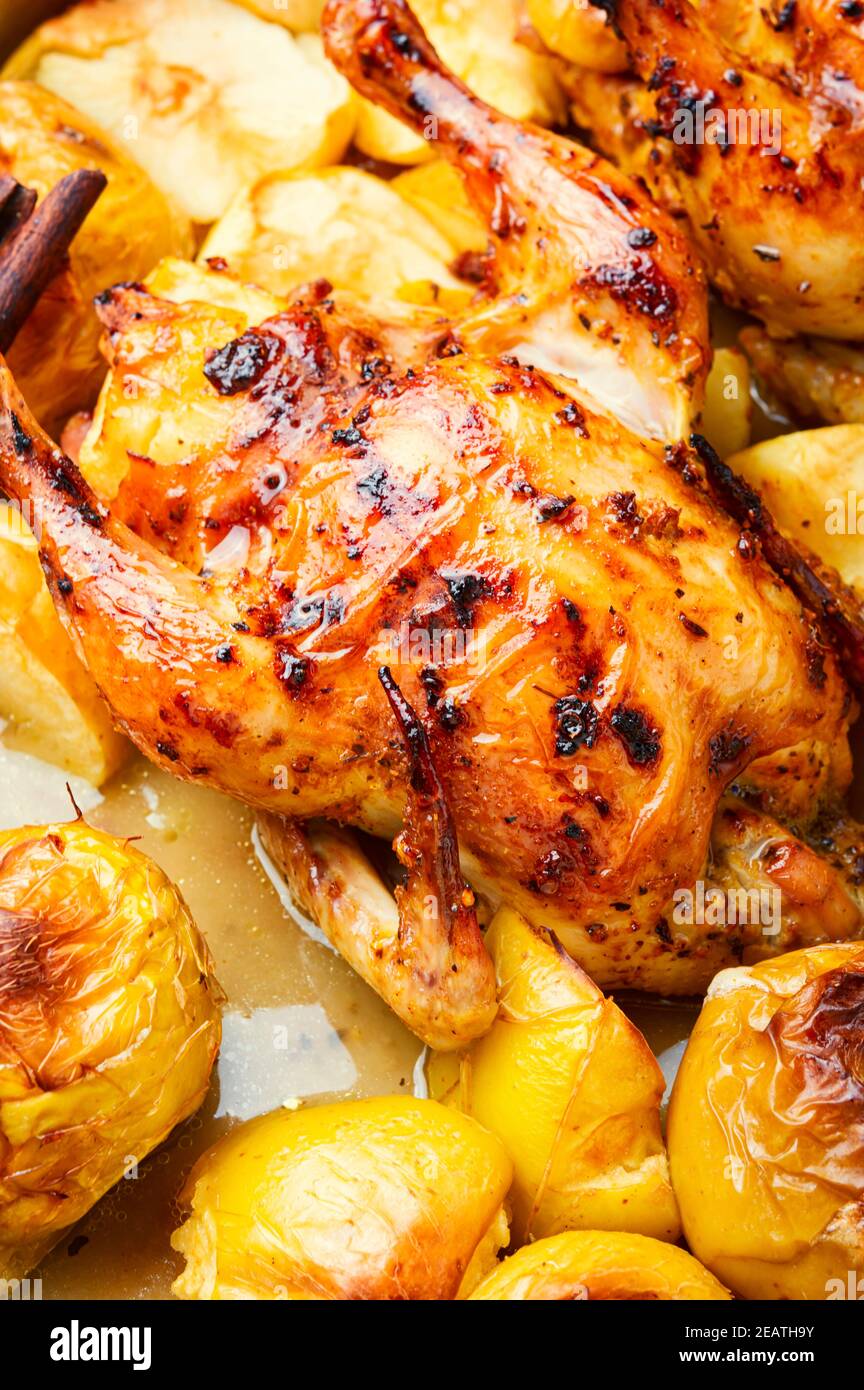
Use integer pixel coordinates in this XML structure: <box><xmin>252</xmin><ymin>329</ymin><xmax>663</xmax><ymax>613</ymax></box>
<box><xmin>427</xmin><ymin>906</ymin><xmax>680</xmax><ymax>1242</ymax></box>
<box><xmin>668</xmin><ymin>943</ymin><xmax>864</xmax><ymax>1300</ymax></box>
<box><xmin>171</xmin><ymin>1097</ymin><xmax>512</xmax><ymax>1299</ymax></box>
<box><xmin>0</xmin><ymin>820</ymin><xmax>221</xmax><ymax>1278</ymax></box>
<box><xmin>468</xmin><ymin>1231</ymin><xmax>731</xmax><ymax>1300</ymax></box>
<box><xmin>559</xmin><ymin>0</ymin><xmax>864</xmax><ymax>338</ymax></box>
<box><xmin>0</xmin><ymin>0</ymin><xmax>861</xmax><ymax>1019</ymax></box>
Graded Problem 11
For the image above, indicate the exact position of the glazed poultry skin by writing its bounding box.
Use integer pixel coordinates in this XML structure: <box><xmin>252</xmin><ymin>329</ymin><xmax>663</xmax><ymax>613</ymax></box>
<box><xmin>0</xmin><ymin>0</ymin><xmax>862</xmax><ymax>1024</ymax></box>
<box><xmin>560</xmin><ymin>0</ymin><xmax>864</xmax><ymax>338</ymax></box>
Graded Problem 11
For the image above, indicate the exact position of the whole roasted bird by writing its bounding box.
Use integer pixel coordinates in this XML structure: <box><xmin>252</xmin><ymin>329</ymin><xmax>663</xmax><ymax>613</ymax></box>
<box><xmin>555</xmin><ymin>0</ymin><xmax>864</xmax><ymax>338</ymax></box>
<box><xmin>548</xmin><ymin>0</ymin><xmax>864</xmax><ymax>422</ymax></box>
<box><xmin>0</xmin><ymin>0</ymin><xmax>862</xmax><ymax>1047</ymax></box>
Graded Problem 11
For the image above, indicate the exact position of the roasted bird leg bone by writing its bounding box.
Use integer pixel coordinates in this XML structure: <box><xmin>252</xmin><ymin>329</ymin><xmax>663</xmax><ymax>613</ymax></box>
<box><xmin>259</xmin><ymin>824</ymin><xmax>496</xmax><ymax>1051</ymax></box>
<box><xmin>322</xmin><ymin>0</ymin><xmax>709</xmax><ymax>441</ymax></box>
<box><xmin>260</xmin><ymin>668</ymin><xmax>496</xmax><ymax>1050</ymax></box>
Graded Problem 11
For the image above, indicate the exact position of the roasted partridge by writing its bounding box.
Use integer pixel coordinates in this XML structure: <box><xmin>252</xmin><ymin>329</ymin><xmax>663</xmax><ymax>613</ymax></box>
<box><xmin>0</xmin><ymin>0</ymin><xmax>862</xmax><ymax>1046</ymax></box>
<box><xmin>557</xmin><ymin>0</ymin><xmax>864</xmax><ymax>339</ymax></box>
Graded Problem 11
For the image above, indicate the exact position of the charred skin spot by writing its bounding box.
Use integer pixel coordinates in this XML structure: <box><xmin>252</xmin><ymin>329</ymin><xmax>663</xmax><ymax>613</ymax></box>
<box><xmin>173</xmin><ymin>692</ymin><xmax>242</xmax><ymax>749</ymax></box>
<box><xmin>627</xmin><ymin>227</ymin><xmax>658</xmax><ymax>249</ymax></box>
<box><xmin>607</xmin><ymin>490</ymin><xmax>643</xmax><ymax>530</ymax></box>
<box><xmin>536</xmin><ymin>493</ymin><xmax>575</xmax><ymax>522</ymax></box>
<box><xmin>708</xmin><ymin>725</ymin><xmax>752</xmax><ymax>775</ymax></box>
<box><xmin>361</xmin><ymin>355</ymin><xmax>391</xmax><ymax>382</ymax></box>
<box><xmin>57</xmin><ymin>576</ymin><xmax>73</xmax><ymax>596</ymax></box>
<box><xmin>0</xmin><ymin>909</ymin><xmax>46</xmax><ymax>996</ymax></box>
<box><xmin>275</xmin><ymin>644</ymin><xmax>312</xmax><ymax>695</ymax></box>
<box><xmin>47</xmin><ymin>459</ymin><xmax>103</xmax><ymax>528</ymax></box>
<box><xmin>356</xmin><ymin>464</ymin><xmax>389</xmax><ymax>503</ymax></box>
<box><xmin>452</xmin><ymin>246</ymin><xmax>494</xmax><ymax>285</ymax></box>
<box><xmin>562</xmin><ymin>597</ymin><xmax>582</xmax><ymax>626</ymax></box>
<box><xmin>440</xmin><ymin>569</ymin><xmax>491</xmax><ymax>626</ymax></box>
<box><xmin>281</xmin><ymin>591</ymin><xmax>344</xmax><ymax>634</ymax></box>
<box><xmin>420</xmin><ymin>666</ymin><xmax>444</xmax><ymax>708</ymax></box>
<box><xmin>688</xmin><ymin>432</ymin><xmax>764</xmax><ymax>525</ymax></box>
<box><xmin>610</xmin><ymin>705</ymin><xmax>662</xmax><ymax>766</ymax></box>
<box><xmin>805</xmin><ymin>626</ymin><xmax>828</xmax><ymax>688</ymax></box>
<box><xmin>156</xmin><ymin>740</ymin><xmax>180</xmax><ymax>762</ymax></box>
<box><xmin>529</xmin><ymin>848</ymin><xmax>576</xmax><ymax>896</ymax></box>
<box><xmin>679</xmin><ymin>612</ymin><xmax>708</xmax><ymax>638</ymax></box>
<box><xmin>554</xmin><ymin>401</ymin><xmax>589</xmax><ymax>437</ymax></box>
<box><xmin>437</xmin><ymin>696</ymin><xmax>464</xmax><ymax>732</ymax></box>
<box><xmin>771</xmin><ymin>0</ymin><xmax>797</xmax><ymax>31</ymax></box>
<box><xmin>9</xmin><ymin>411</ymin><xmax>31</xmax><ymax>456</ymax></box>
<box><xmin>590</xmin><ymin>0</ymin><xmax>623</xmax><ymax>38</ymax></box>
<box><xmin>389</xmin><ymin>26</ymin><xmax>423</xmax><ymax>61</ymax></box>
<box><xmin>203</xmin><ymin>329</ymin><xmax>283</xmax><ymax>396</ymax></box>
<box><xmin>333</xmin><ymin>424</ymin><xmax>367</xmax><ymax>448</ymax></box>
<box><xmin>584</xmin><ymin>256</ymin><xmax>678</xmax><ymax>322</ymax></box>
<box><xmin>655</xmin><ymin>918</ymin><xmax>673</xmax><ymax>946</ymax></box>
<box><xmin>554</xmin><ymin>696</ymin><xmax>600</xmax><ymax>756</ymax></box>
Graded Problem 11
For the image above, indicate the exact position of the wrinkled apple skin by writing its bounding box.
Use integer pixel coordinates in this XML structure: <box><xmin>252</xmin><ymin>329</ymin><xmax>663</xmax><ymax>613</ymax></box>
<box><xmin>0</xmin><ymin>820</ymin><xmax>221</xmax><ymax>1278</ymax></box>
<box><xmin>428</xmin><ymin>906</ymin><xmax>680</xmax><ymax>1244</ymax></box>
<box><xmin>469</xmin><ymin>1231</ymin><xmax>731</xmax><ymax>1301</ymax></box>
<box><xmin>668</xmin><ymin>943</ymin><xmax>864</xmax><ymax>1300</ymax></box>
<box><xmin>172</xmin><ymin>1096</ymin><xmax>512</xmax><ymax>1299</ymax></box>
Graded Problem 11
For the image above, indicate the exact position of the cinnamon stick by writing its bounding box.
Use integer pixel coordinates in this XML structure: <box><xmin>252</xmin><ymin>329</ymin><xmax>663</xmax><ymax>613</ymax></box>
<box><xmin>0</xmin><ymin>168</ymin><xmax>107</xmax><ymax>353</ymax></box>
<box><xmin>0</xmin><ymin>176</ymin><xmax>37</xmax><ymax>248</ymax></box>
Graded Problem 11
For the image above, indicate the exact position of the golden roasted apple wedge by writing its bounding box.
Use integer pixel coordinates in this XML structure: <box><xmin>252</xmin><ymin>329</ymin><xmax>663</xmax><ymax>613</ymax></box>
<box><xmin>668</xmin><ymin>943</ymin><xmax>864</xmax><ymax>1301</ymax></box>
<box><xmin>427</xmin><ymin>905</ymin><xmax>680</xmax><ymax>1244</ymax></box>
<box><xmin>171</xmin><ymin>1097</ymin><xmax>512</xmax><ymax>1299</ymax></box>
<box><xmin>729</xmin><ymin>425</ymin><xmax>864</xmax><ymax>595</ymax></box>
<box><xmin>0</xmin><ymin>506</ymin><xmax>128</xmax><ymax>784</ymax></box>
<box><xmin>0</xmin><ymin>820</ymin><xmax>221</xmax><ymax>1278</ymax></box>
<box><xmin>469</xmin><ymin>1231</ymin><xmax>731</xmax><ymax>1301</ymax></box>
<box><xmin>5</xmin><ymin>0</ymin><xmax>356</xmax><ymax>224</ymax></box>
<box><xmin>199</xmin><ymin>166</ymin><xmax>472</xmax><ymax>304</ymax></box>
<box><xmin>0</xmin><ymin>79</ymin><xmax>191</xmax><ymax>432</ymax></box>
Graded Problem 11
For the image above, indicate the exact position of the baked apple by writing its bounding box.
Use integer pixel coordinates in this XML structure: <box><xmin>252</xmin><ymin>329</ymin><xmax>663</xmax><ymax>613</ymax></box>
<box><xmin>172</xmin><ymin>1096</ymin><xmax>512</xmax><ymax>1299</ymax></box>
<box><xmin>668</xmin><ymin>942</ymin><xmax>864</xmax><ymax>1300</ymax></box>
<box><xmin>0</xmin><ymin>821</ymin><xmax>221</xmax><ymax>1277</ymax></box>
<box><xmin>427</xmin><ymin>906</ymin><xmax>680</xmax><ymax>1244</ymax></box>
<box><xmin>469</xmin><ymin>1231</ymin><xmax>731</xmax><ymax>1300</ymax></box>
